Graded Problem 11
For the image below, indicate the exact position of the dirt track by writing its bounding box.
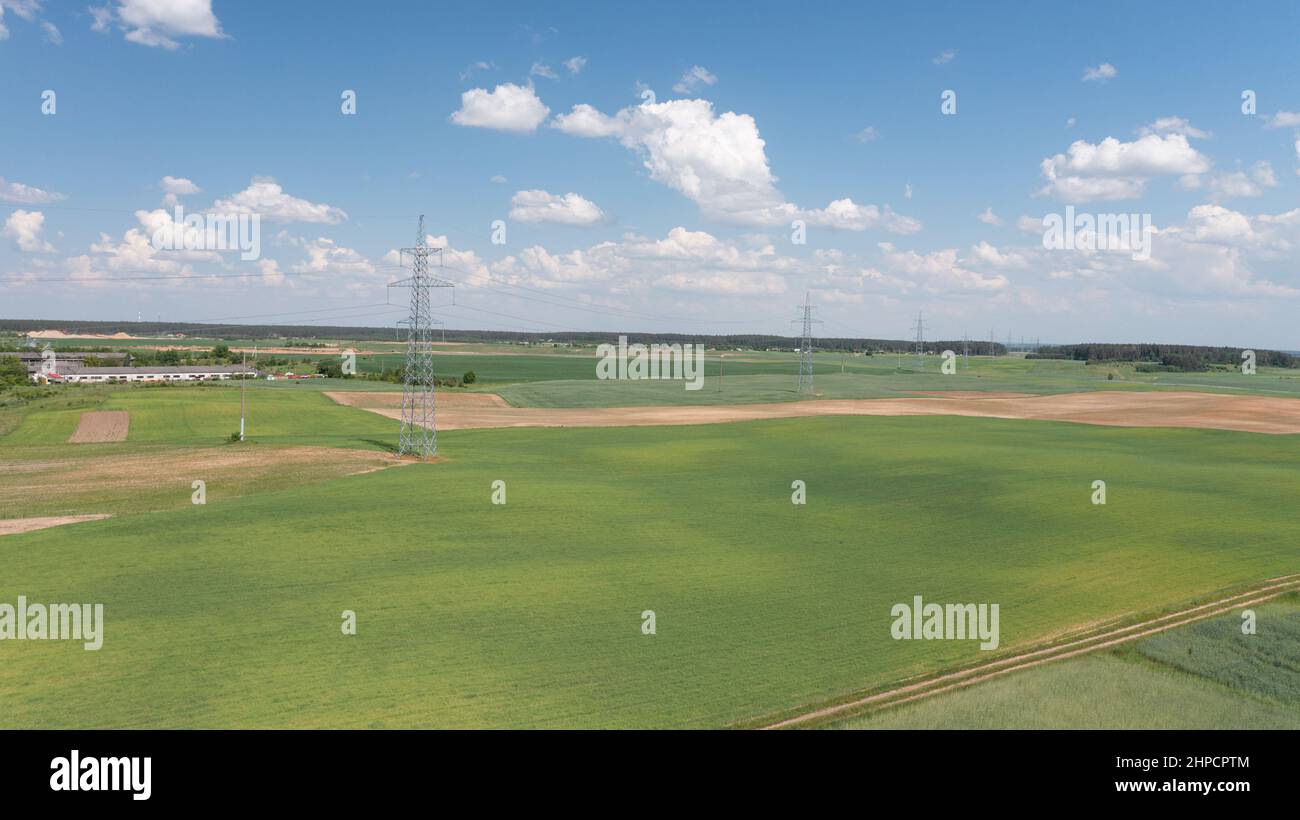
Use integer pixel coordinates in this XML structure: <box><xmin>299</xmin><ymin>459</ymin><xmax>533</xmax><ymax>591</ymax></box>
<box><xmin>68</xmin><ymin>411</ymin><xmax>130</xmax><ymax>443</ymax></box>
<box><xmin>327</xmin><ymin>390</ymin><xmax>1300</xmax><ymax>435</ymax></box>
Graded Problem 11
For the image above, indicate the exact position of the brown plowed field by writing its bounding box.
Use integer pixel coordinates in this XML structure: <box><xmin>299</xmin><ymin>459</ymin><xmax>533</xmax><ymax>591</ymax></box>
<box><xmin>68</xmin><ymin>411</ymin><xmax>130</xmax><ymax>443</ymax></box>
<box><xmin>327</xmin><ymin>390</ymin><xmax>1300</xmax><ymax>435</ymax></box>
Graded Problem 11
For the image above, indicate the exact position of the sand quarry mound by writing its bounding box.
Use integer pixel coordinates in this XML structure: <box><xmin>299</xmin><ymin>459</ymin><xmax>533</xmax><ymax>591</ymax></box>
<box><xmin>69</xmin><ymin>411</ymin><xmax>130</xmax><ymax>443</ymax></box>
<box><xmin>27</xmin><ymin>330</ymin><xmax>141</xmax><ymax>340</ymax></box>
<box><xmin>327</xmin><ymin>390</ymin><xmax>1300</xmax><ymax>435</ymax></box>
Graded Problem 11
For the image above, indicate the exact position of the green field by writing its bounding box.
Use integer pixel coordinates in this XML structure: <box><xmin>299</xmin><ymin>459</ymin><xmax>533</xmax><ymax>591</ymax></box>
<box><xmin>836</xmin><ymin>599</ymin><xmax>1300</xmax><ymax>729</ymax></box>
<box><xmin>2</xmin><ymin>383</ymin><xmax>1298</xmax><ymax>728</ymax></box>
<box><xmin>495</xmin><ymin>355</ymin><xmax>1300</xmax><ymax>407</ymax></box>
<box><xmin>2</xmin><ymin>384</ymin><xmax>395</xmax><ymax>449</ymax></box>
<box><xmin>52</xmin><ymin>350</ymin><xmax>1287</xmax><ymax>413</ymax></box>
<box><xmin>25</xmin><ymin>334</ymin><xmax>1300</xmax><ymax>403</ymax></box>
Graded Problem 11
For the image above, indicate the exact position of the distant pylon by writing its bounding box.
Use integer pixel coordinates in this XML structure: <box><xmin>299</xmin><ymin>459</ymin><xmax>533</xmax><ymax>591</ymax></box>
<box><xmin>793</xmin><ymin>291</ymin><xmax>821</xmax><ymax>394</ymax></box>
<box><xmin>388</xmin><ymin>216</ymin><xmax>454</xmax><ymax>459</ymax></box>
<box><xmin>911</xmin><ymin>310</ymin><xmax>929</xmax><ymax>367</ymax></box>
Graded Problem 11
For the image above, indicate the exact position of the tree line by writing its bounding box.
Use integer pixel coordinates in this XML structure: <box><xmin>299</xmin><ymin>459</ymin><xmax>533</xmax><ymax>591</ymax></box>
<box><xmin>1</xmin><ymin>322</ymin><xmax>1007</xmax><ymax>355</ymax></box>
<box><xmin>1029</xmin><ymin>343</ymin><xmax>1297</xmax><ymax>369</ymax></box>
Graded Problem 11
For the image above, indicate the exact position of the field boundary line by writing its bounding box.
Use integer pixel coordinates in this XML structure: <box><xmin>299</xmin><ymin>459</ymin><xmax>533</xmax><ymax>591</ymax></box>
<box><xmin>759</xmin><ymin>575</ymin><xmax>1300</xmax><ymax>729</ymax></box>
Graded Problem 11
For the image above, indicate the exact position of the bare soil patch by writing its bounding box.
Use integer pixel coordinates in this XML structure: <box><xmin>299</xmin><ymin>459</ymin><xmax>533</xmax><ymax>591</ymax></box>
<box><xmin>0</xmin><ymin>446</ymin><xmax>409</xmax><ymax>516</ymax></box>
<box><xmin>325</xmin><ymin>391</ymin><xmax>509</xmax><ymax>410</ymax></box>
<box><xmin>900</xmin><ymin>391</ymin><xmax>1034</xmax><ymax>399</ymax></box>
<box><xmin>0</xmin><ymin>514</ymin><xmax>113</xmax><ymax>537</ymax></box>
<box><xmin>69</xmin><ymin>411</ymin><xmax>130</xmax><ymax>443</ymax></box>
<box><xmin>328</xmin><ymin>390</ymin><xmax>1300</xmax><ymax>435</ymax></box>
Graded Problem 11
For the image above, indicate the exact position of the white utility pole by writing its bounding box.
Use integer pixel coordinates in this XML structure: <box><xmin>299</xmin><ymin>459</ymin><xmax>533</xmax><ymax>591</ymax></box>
<box><xmin>239</xmin><ymin>348</ymin><xmax>247</xmax><ymax>441</ymax></box>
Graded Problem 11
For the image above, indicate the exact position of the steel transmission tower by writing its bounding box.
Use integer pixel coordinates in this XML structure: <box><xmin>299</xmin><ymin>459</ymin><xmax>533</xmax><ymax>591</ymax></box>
<box><xmin>792</xmin><ymin>291</ymin><xmax>821</xmax><ymax>393</ymax></box>
<box><xmin>911</xmin><ymin>311</ymin><xmax>929</xmax><ymax>367</ymax></box>
<box><xmin>389</xmin><ymin>216</ymin><xmax>454</xmax><ymax>459</ymax></box>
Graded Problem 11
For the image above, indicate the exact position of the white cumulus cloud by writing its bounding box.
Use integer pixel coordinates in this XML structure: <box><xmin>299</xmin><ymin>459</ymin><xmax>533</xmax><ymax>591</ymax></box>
<box><xmin>451</xmin><ymin>83</ymin><xmax>550</xmax><ymax>133</ymax></box>
<box><xmin>672</xmin><ymin>65</ymin><xmax>718</xmax><ymax>95</ymax></box>
<box><xmin>93</xmin><ymin>0</ymin><xmax>226</xmax><ymax>50</ymax></box>
<box><xmin>4</xmin><ymin>209</ymin><xmax>54</xmax><ymax>252</ymax></box>
<box><xmin>288</xmin><ymin>236</ymin><xmax>375</xmax><ymax>277</ymax></box>
<box><xmin>1082</xmin><ymin>63</ymin><xmax>1117</xmax><ymax>82</ymax></box>
<box><xmin>1263</xmin><ymin>111</ymin><xmax>1300</xmax><ymax>129</ymax></box>
<box><xmin>508</xmin><ymin>190</ymin><xmax>607</xmax><ymax>226</ymax></box>
<box><xmin>160</xmin><ymin>175</ymin><xmax>201</xmax><ymax>206</ymax></box>
<box><xmin>1038</xmin><ymin>133</ymin><xmax>1210</xmax><ymax>202</ymax></box>
<box><xmin>1179</xmin><ymin>162</ymin><xmax>1278</xmax><ymax>199</ymax></box>
<box><xmin>529</xmin><ymin>61</ymin><xmax>558</xmax><ymax>80</ymax></box>
<box><xmin>0</xmin><ymin>177</ymin><xmax>66</xmax><ymax>204</ymax></box>
<box><xmin>552</xmin><ymin>98</ymin><xmax>919</xmax><ymax>232</ymax></box>
<box><xmin>490</xmin><ymin>226</ymin><xmax>796</xmax><ymax>296</ymax></box>
<box><xmin>969</xmin><ymin>240</ymin><xmax>1028</xmax><ymax>269</ymax></box>
<box><xmin>1139</xmin><ymin>116</ymin><xmax>1210</xmax><ymax>139</ymax></box>
<box><xmin>878</xmin><ymin>242</ymin><xmax>1009</xmax><ymax>291</ymax></box>
<box><xmin>211</xmin><ymin>177</ymin><xmax>347</xmax><ymax>223</ymax></box>
<box><xmin>1185</xmin><ymin>204</ymin><xmax>1254</xmax><ymax>244</ymax></box>
<box><xmin>161</xmin><ymin>175</ymin><xmax>201</xmax><ymax>195</ymax></box>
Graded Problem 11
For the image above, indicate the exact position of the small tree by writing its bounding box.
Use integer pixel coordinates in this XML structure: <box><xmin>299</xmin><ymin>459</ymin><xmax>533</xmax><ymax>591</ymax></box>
<box><xmin>462</xmin><ymin>370</ymin><xmax>477</xmax><ymax>385</ymax></box>
<box><xmin>0</xmin><ymin>356</ymin><xmax>28</xmax><ymax>386</ymax></box>
<box><xmin>316</xmin><ymin>360</ymin><xmax>344</xmax><ymax>378</ymax></box>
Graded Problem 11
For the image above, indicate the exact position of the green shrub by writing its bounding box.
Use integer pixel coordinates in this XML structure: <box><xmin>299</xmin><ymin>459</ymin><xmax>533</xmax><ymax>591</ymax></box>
<box><xmin>315</xmin><ymin>360</ymin><xmax>344</xmax><ymax>378</ymax></box>
<box><xmin>0</xmin><ymin>355</ymin><xmax>28</xmax><ymax>386</ymax></box>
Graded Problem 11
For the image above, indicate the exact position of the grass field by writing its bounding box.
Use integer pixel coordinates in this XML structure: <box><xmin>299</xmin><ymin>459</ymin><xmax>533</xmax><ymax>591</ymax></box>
<box><xmin>2</xmin><ymin>381</ymin><xmax>1298</xmax><ymax>728</ymax></box>
<box><xmin>184</xmin><ymin>353</ymin><xmax>1300</xmax><ymax>410</ymax></box>
<box><xmin>836</xmin><ymin>599</ymin><xmax>1300</xmax><ymax>729</ymax></box>
<box><xmin>2</xmin><ymin>384</ymin><xmax>395</xmax><ymax>449</ymax></box>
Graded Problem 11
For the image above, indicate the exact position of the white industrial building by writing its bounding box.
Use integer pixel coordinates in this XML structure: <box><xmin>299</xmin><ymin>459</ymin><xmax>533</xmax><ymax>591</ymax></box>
<box><xmin>42</xmin><ymin>365</ymin><xmax>261</xmax><ymax>383</ymax></box>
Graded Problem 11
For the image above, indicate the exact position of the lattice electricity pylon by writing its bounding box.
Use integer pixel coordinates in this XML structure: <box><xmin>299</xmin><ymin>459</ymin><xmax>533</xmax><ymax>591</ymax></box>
<box><xmin>792</xmin><ymin>291</ymin><xmax>821</xmax><ymax>394</ymax></box>
<box><xmin>911</xmin><ymin>310</ymin><xmax>929</xmax><ymax>367</ymax></box>
<box><xmin>394</xmin><ymin>317</ymin><xmax>441</xmax><ymax>341</ymax></box>
<box><xmin>387</xmin><ymin>216</ymin><xmax>454</xmax><ymax>459</ymax></box>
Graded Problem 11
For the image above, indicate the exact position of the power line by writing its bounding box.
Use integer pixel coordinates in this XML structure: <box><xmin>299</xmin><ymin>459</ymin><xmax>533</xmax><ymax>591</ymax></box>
<box><xmin>21</xmin><ymin>306</ymin><xmax>408</xmax><ymax>340</ymax></box>
<box><xmin>179</xmin><ymin>302</ymin><xmax>396</xmax><ymax>324</ymax></box>
<box><xmin>437</xmin><ymin>302</ymin><xmax>595</xmax><ymax>333</ymax></box>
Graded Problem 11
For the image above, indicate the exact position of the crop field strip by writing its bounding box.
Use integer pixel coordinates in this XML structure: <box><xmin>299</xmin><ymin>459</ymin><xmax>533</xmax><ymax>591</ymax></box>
<box><xmin>757</xmin><ymin>574</ymin><xmax>1300</xmax><ymax>729</ymax></box>
<box><xmin>833</xmin><ymin>596</ymin><xmax>1300</xmax><ymax>729</ymax></box>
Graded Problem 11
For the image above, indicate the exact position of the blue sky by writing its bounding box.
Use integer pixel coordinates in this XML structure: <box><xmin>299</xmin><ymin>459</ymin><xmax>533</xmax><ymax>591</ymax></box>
<box><xmin>2</xmin><ymin>0</ymin><xmax>1299</xmax><ymax>346</ymax></box>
